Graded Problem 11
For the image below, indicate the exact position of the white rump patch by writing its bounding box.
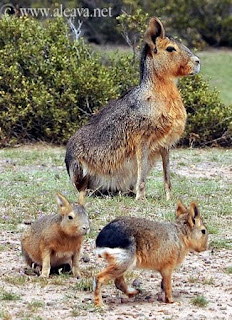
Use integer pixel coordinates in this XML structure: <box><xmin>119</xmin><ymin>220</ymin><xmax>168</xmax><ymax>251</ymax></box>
<box><xmin>96</xmin><ymin>247</ymin><xmax>136</xmax><ymax>268</ymax></box>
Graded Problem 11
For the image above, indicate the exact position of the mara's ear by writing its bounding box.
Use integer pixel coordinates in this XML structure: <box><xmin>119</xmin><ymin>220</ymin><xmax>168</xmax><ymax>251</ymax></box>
<box><xmin>56</xmin><ymin>193</ymin><xmax>71</xmax><ymax>215</ymax></box>
<box><xmin>144</xmin><ymin>17</ymin><xmax>165</xmax><ymax>51</ymax></box>
<box><xmin>176</xmin><ymin>200</ymin><xmax>188</xmax><ymax>217</ymax></box>
<box><xmin>188</xmin><ymin>202</ymin><xmax>200</xmax><ymax>228</ymax></box>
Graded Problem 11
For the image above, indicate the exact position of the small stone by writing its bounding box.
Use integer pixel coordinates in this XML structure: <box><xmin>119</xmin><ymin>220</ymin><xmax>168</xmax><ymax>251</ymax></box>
<box><xmin>121</xmin><ymin>297</ymin><xmax>129</xmax><ymax>303</ymax></box>
<box><xmin>82</xmin><ymin>255</ymin><xmax>90</xmax><ymax>263</ymax></box>
<box><xmin>132</xmin><ymin>279</ymin><xmax>142</xmax><ymax>287</ymax></box>
<box><xmin>82</xmin><ymin>297</ymin><xmax>92</xmax><ymax>302</ymax></box>
<box><xmin>219</xmin><ymin>307</ymin><xmax>227</xmax><ymax>310</ymax></box>
<box><xmin>157</xmin><ymin>292</ymin><xmax>164</xmax><ymax>302</ymax></box>
<box><xmin>162</xmin><ymin>310</ymin><xmax>171</xmax><ymax>315</ymax></box>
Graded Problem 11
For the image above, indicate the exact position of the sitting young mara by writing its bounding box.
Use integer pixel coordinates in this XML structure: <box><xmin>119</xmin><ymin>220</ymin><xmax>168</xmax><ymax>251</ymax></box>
<box><xmin>21</xmin><ymin>193</ymin><xmax>90</xmax><ymax>278</ymax></box>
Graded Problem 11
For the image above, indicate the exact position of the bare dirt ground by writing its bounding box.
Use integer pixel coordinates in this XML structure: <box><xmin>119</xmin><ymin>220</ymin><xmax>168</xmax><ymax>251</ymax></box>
<box><xmin>0</xmin><ymin>148</ymin><xmax>232</xmax><ymax>320</ymax></box>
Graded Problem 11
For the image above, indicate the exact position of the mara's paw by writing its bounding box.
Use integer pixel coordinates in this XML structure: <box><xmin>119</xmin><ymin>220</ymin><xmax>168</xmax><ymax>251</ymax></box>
<box><xmin>135</xmin><ymin>192</ymin><xmax>146</xmax><ymax>201</ymax></box>
<box><xmin>165</xmin><ymin>297</ymin><xmax>174</xmax><ymax>303</ymax></box>
<box><xmin>40</xmin><ymin>268</ymin><xmax>50</xmax><ymax>278</ymax></box>
<box><xmin>127</xmin><ymin>287</ymin><xmax>140</xmax><ymax>298</ymax></box>
<box><xmin>40</xmin><ymin>273</ymin><xmax>49</xmax><ymax>278</ymax></box>
<box><xmin>72</xmin><ymin>267</ymin><xmax>81</xmax><ymax>279</ymax></box>
<box><xmin>94</xmin><ymin>297</ymin><xmax>106</xmax><ymax>308</ymax></box>
<box><xmin>165</xmin><ymin>191</ymin><xmax>172</xmax><ymax>201</ymax></box>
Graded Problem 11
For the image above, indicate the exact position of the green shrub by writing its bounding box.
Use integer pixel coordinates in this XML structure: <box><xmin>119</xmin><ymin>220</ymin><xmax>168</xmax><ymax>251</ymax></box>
<box><xmin>179</xmin><ymin>75</ymin><xmax>232</xmax><ymax>146</ymax></box>
<box><xmin>0</xmin><ymin>15</ymin><xmax>231</xmax><ymax>147</ymax></box>
<box><xmin>0</xmin><ymin>16</ymin><xmax>118</xmax><ymax>145</ymax></box>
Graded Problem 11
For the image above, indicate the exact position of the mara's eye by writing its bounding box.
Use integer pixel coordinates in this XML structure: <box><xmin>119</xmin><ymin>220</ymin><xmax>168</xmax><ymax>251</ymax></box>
<box><xmin>201</xmin><ymin>229</ymin><xmax>206</xmax><ymax>235</ymax></box>
<box><xmin>68</xmin><ymin>215</ymin><xmax>73</xmax><ymax>220</ymax></box>
<box><xmin>166</xmin><ymin>46</ymin><xmax>176</xmax><ymax>52</ymax></box>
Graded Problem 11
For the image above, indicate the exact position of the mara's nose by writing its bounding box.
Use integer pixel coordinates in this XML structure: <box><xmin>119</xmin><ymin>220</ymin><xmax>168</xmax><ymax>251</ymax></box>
<box><xmin>193</xmin><ymin>56</ymin><xmax>200</xmax><ymax>64</ymax></box>
<box><xmin>82</xmin><ymin>225</ymin><xmax>90</xmax><ymax>232</ymax></box>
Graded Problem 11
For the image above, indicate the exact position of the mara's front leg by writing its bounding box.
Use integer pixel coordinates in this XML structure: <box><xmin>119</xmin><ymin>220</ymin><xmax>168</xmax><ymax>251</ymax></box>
<box><xmin>72</xmin><ymin>251</ymin><xmax>81</xmax><ymax>279</ymax></box>
<box><xmin>160</xmin><ymin>147</ymin><xmax>171</xmax><ymax>200</ymax></box>
<box><xmin>161</xmin><ymin>268</ymin><xmax>174</xmax><ymax>303</ymax></box>
<box><xmin>136</xmin><ymin>142</ymin><xmax>149</xmax><ymax>200</ymax></box>
<box><xmin>41</xmin><ymin>248</ymin><xmax>51</xmax><ymax>278</ymax></box>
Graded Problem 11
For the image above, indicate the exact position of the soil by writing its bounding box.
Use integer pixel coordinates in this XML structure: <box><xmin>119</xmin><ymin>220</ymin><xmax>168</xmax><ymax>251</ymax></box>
<box><xmin>0</xmin><ymin>149</ymin><xmax>232</xmax><ymax>320</ymax></box>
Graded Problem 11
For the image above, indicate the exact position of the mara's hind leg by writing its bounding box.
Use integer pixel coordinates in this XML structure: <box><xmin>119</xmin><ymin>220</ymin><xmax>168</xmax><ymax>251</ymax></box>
<box><xmin>74</xmin><ymin>174</ymin><xmax>89</xmax><ymax>206</ymax></box>
<box><xmin>65</xmin><ymin>155</ymin><xmax>89</xmax><ymax>205</ymax></box>
<box><xmin>114</xmin><ymin>275</ymin><xmax>139</xmax><ymax>298</ymax></box>
<box><xmin>73</xmin><ymin>171</ymin><xmax>89</xmax><ymax>206</ymax></box>
<box><xmin>94</xmin><ymin>264</ymin><xmax>121</xmax><ymax>307</ymax></box>
<box><xmin>136</xmin><ymin>142</ymin><xmax>149</xmax><ymax>200</ymax></box>
<box><xmin>22</xmin><ymin>250</ymin><xmax>33</xmax><ymax>267</ymax></box>
<box><xmin>94</xmin><ymin>250</ymin><xmax>135</xmax><ymax>306</ymax></box>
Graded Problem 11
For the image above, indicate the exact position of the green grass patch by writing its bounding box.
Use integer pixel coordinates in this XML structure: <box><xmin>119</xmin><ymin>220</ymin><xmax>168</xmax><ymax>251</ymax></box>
<box><xmin>27</xmin><ymin>300</ymin><xmax>45</xmax><ymax>312</ymax></box>
<box><xmin>202</xmin><ymin>277</ymin><xmax>215</xmax><ymax>285</ymax></box>
<box><xmin>191</xmin><ymin>295</ymin><xmax>209</xmax><ymax>307</ymax></box>
<box><xmin>49</xmin><ymin>274</ymin><xmax>71</xmax><ymax>285</ymax></box>
<box><xmin>75</xmin><ymin>278</ymin><xmax>93</xmax><ymax>292</ymax></box>
<box><xmin>4</xmin><ymin>276</ymin><xmax>28</xmax><ymax>286</ymax></box>
<box><xmin>210</xmin><ymin>239</ymin><xmax>232</xmax><ymax>249</ymax></box>
<box><xmin>0</xmin><ymin>289</ymin><xmax>21</xmax><ymax>301</ymax></box>
<box><xmin>224</xmin><ymin>267</ymin><xmax>232</xmax><ymax>274</ymax></box>
<box><xmin>207</xmin><ymin>225</ymin><xmax>219</xmax><ymax>235</ymax></box>
<box><xmin>188</xmin><ymin>276</ymin><xmax>199</xmax><ymax>284</ymax></box>
<box><xmin>198</xmin><ymin>50</ymin><xmax>232</xmax><ymax>105</ymax></box>
<box><xmin>71</xmin><ymin>303</ymin><xmax>99</xmax><ymax>317</ymax></box>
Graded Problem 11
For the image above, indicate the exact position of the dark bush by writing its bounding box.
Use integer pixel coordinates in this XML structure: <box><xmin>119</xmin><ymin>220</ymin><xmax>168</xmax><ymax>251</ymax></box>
<box><xmin>138</xmin><ymin>0</ymin><xmax>232</xmax><ymax>48</ymax></box>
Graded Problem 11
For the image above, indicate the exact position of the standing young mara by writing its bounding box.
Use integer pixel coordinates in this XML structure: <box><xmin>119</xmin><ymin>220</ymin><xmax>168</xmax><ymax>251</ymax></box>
<box><xmin>94</xmin><ymin>201</ymin><xmax>208</xmax><ymax>306</ymax></box>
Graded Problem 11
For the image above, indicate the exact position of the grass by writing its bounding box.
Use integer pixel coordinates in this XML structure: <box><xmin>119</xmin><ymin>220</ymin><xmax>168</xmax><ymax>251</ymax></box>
<box><xmin>188</xmin><ymin>276</ymin><xmax>215</xmax><ymax>285</ymax></box>
<box><xmin>75</xmin><ymin>278</ymin><xmax>93</xmax><ymax>292</ymax></box>
<box><xmin>210</xmin><ymin>239</ymin><xmax>232</xmax><ymax>250</ymax></box>
<box><xmin>0</xmin><ymin>146</ymin><xmax>231</xmax><ymax>246</ymax></box>
<box><xmin>4</xmin><ymin>276</ymin><xmax>28</xmax><ymax>286</ymax></box>
<box><xmin>225</xmin><ymin>267</ymin><xmax>232</xmax><ymax>274</ymax></box>
<box><xmin>202</xmin><ymin>277</ymin><xmax>215</xmax><ymax>285</ymax></box>
<box><xmin>0</xmin><ymin>289</ymin><xmax>20</xmax><ymax>301</ymax></box>
<box><xmin>191</xmin><ymin>295</ymin><xmax>209</xmax><ymax>307</ymax></box>
<box><xmin>188</xmin><ymin>276</ymin><xmax>199</xmax><ymax>283</ymax></box>
<box><xmin>198</xmin><ymin>49</ymin><xmax>232</xmax><ymax>105</ymax></box>
<box><xmin>71</xmin><ymin>303</ymin><xmax>99</xmax><ymax>317</ymax></box>
<box><xmin>27</xmin><ymin>301</ymin><xmax>45</xmax><ymax>312</ymax></box>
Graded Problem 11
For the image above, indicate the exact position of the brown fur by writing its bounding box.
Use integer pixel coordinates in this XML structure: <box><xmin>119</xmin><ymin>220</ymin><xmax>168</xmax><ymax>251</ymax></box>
<box><xmin>65</xmin><ymin>17</ymin><xmax>200</xmax><ymax>203</ymax></box>
<box><xmin>21</xmin><ymin>193</ymin><xmax>90</xmax><ymax>278</ymax></box>
<box><xmin>94</xmin><ymin>201</ymin><xmax>208</xmax><ymax>306</ymax></box>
